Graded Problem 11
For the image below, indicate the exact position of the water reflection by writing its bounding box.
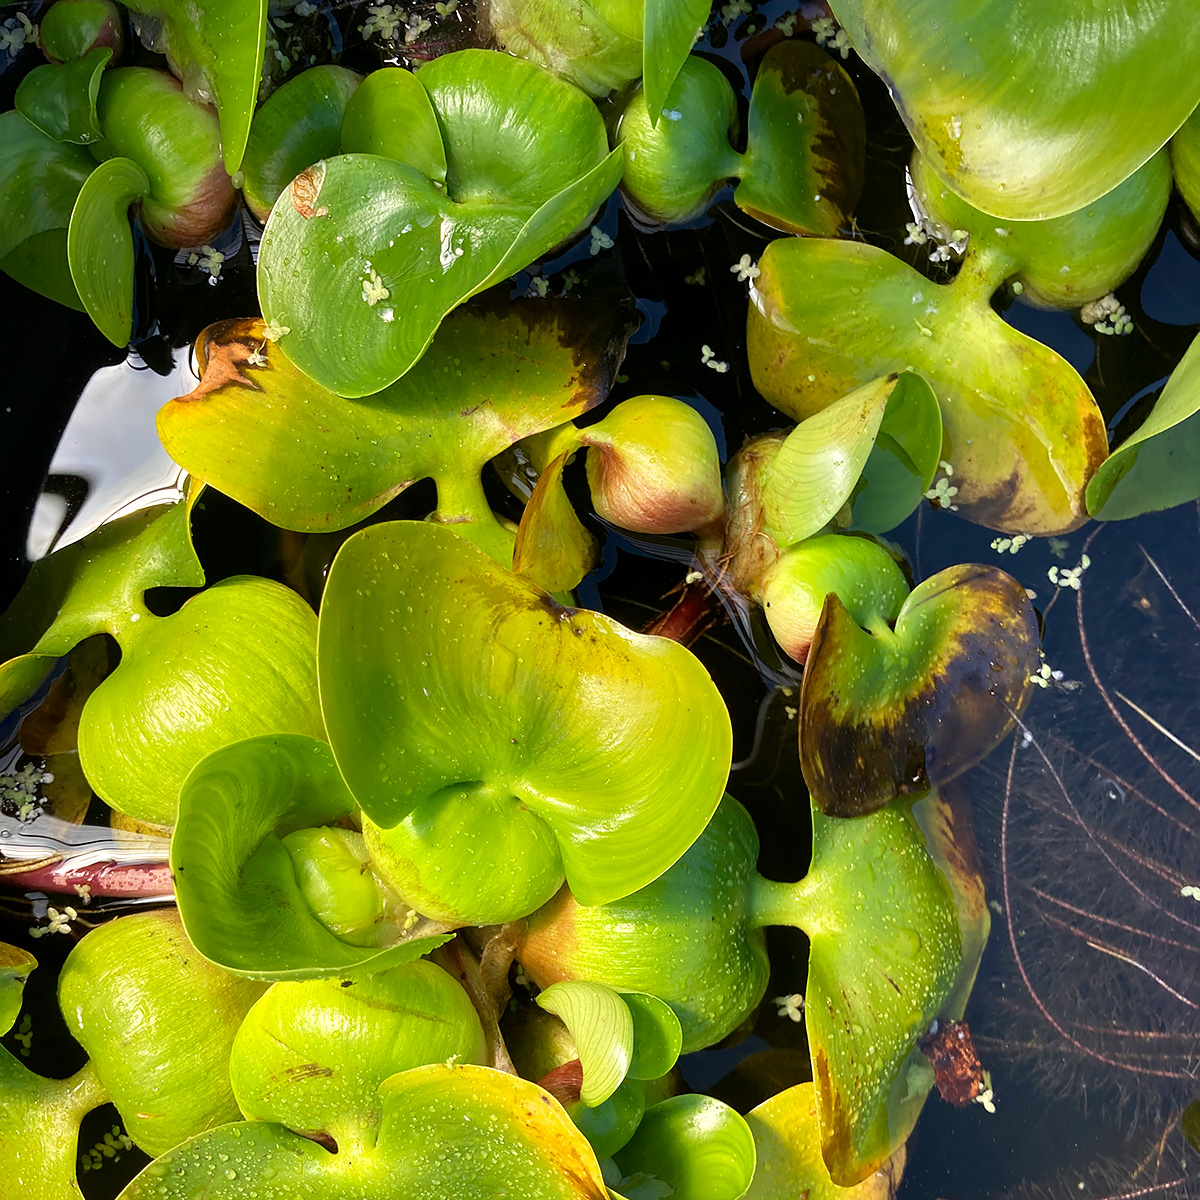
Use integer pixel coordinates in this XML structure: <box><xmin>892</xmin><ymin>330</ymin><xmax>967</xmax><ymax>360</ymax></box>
<box><xmin>26</xmin><ymin>348</ymin><xmax>193</xmax><ymax>560</ymax></box>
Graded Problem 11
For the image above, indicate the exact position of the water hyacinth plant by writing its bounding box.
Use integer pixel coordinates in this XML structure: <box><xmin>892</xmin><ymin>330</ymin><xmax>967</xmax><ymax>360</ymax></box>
<box><xmin>2</xmin><ymin>2</ymin><xmax>1200</xmax><ymax>1199</ymax></box>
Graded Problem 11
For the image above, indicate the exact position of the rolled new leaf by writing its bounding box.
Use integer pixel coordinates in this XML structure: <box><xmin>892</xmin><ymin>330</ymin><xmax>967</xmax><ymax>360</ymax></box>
<box><xmin>118</xmin><ymin>1064</ymin><xmax>611</xmax><ymax>1199</ymax></box>
<box><xmin>171</xmin><ymin>734</ymin><xmax>453</xmax><ymax>979</ymax></box>
<box><xmin>58</xmin><ymin>908</ymin><xmax>266</xmax><ymax>1157</ymax></box>
<box><xmin>1086</xmin><ymin>330</ymin><xmax>1200</xmax><ymax>520</ymax></box>
<box><xmin>519</xmin><ymin>791</ymin><xmax>974</xmax><ymax>1183</ymax></box>
<box><xmin>611</xmin><ymin>1094</ymin><xmax>756</xmax><ymax>1200</ymax></box>
<box><xmin>799</xmin><ymin>563</ymin><xmax>1039</xmax><ymax>817</ymax></box>
<box><xmin>616</xmin><ymin>43</ymin><xmax>863</xmax><ymax>234</ymax></box>
<box><xmin>827</xmin><ymin>0</ymin><xmax>1200</xmax><ymax>220</ymax></box>
<box><xmin>318</xmin><ymin>521</ymin><xmax>732</xmax><ymax>924</ymax></box>
<box><xmin>231</xmin><ymin>961</ymin><xmax>486</xmax><ymax>1147</ymax></box>
<box><xmin>258</xmin><ymin>51</ymin><xmax>622</xmax><ymax>396</ymax></box>
<box><xmin>241</xmin><ymin>64</ymin><xmax>361</xmax><ymax>223</ymax></box>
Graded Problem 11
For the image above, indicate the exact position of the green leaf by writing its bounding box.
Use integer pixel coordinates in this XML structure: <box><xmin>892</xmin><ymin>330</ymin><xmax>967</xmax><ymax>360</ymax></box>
<box><xmin>761</xmin><ymin>374</ymin><xmax>898</xmax><ymax>546</ymax></box>
<box><xmin>120</xmin><ymin>0</ymin><xmax>268</xmax><ymax>173</ymax></box>
<box><xmin>231</xmin><ymin>962</ymin><xmax>486</xmax><ymax>1146</ymax></box>
<box><xmin>828</xmin><ymin>0</ymin><xmax>1200</xmax><ymax>219</ymax></box>
<box><xmin>318</xmin><ymin>522</ymin><xmax>732</xmax><ymax>915</ymax></box>
<box><xmin>538</xmin><ymin>981</ymin><xmax>634</xmax><ymax>1107</ymax></box>
<box><xmin>158</xmin><ymin>301</ymin><xmax>627</xmax><ymax>536</ymax></box>
<box><xmin>735</xmin><ymin>40</ymin><xmax>864</xmax><ymax>236</ymax></box>
<box><xmin>799</xmin><ymin>564</ymin><xmax>1040</xmax><ymax>817</ymax></box>
<box><xmin>743</xmin><ymin>1082</ymin><xmax>903</xmax><ymax>1200</ymax></box>
<box><xmin>642</xmin><ymin>0</ymin><xmax>712</xmax><ymax>126</ymax></box>
<box><xmin>14</xmin><ymin>47</ymin><xmax>111</xmax><ymax>145</ymax></box>
<box><xmin>850</xmin><ymin>372</ymin><xmax>941</xmax><ymax>533</ymax></box>
<box><xmin>623</xmin><ymin>992</ymin><xmax>683</xmax><ymax>1081</ymax></box>
<box><xmin>171</xmin><ymin>734</ymin><xmax>453</xmax><ymax>979</ymax></box>
<box><xmin>0</xmin><ymin>945</ymin><xmax>36</xmax><ymax>1038</ymax></box>
<box><xmin>1173</xmin><ymin>105</ymin><xmax>1200</xmax><ymax>223</ymax></box>
<box><xmin>76</xmin><ymin>575</ymin><xmax>324</xmax><ymax>825</ymax></box>
<box><xmin>0</xmin><ymin>494</ymin><xmax>202</xmax><ymax>712</ymax></box>
<box><xmin>1086</xmin><ymin>330</ymin><xmax>1200</xmax><ymax>520</ymax></box>
<box><xmin>2</xmin><ymin>228</ymin><xmax>84</xmax><ymax>310</ymax></box>
<box><xmin>58</xmin><ymin>909</ymin><xmax>265</xmax><ymax>1157</ymax></box>
<box><xmin>119</xmin><ymin>1065</ymin><xmax>610</xmax><ymax>1199</ymax></box>
<box><xmin>748</xmin><ymin>236</ymin><xmax>1108</xmax><ymax>535</ymax></box>
<box><xmin>39</xmin><ymin>0</ymin><xmax>124</xmax><ymax>62</ymax></box>
<box><xmin>259</xmin><ymin>51</ymin><xmax>619</xmax><ymax>396</ymax></box>
<box><xmin>241</xmin><ymin>64</ymin><xmax>361</xmax><ymax>223</ymax></box>
<box><xmin>514</xmin><ymin>450</ymin><xmax>599</xmax><ymax>593</ymax></box>
<box><xmin>340</xmin><ymin>66</ymin><xmax>446</xmax><ymax>184</ymax></box>
<box><xmin>613</xmin><ymin>1094</ymin><xmax>757</xmax><ymax>1200</ymax></box>
<box><xmin>66</xmin><ymin>153</ymin><xmax>147</xmax><ymax>346</ymax></box>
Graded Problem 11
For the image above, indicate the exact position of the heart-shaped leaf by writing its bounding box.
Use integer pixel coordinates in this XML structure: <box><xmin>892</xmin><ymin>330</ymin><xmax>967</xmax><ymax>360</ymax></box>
<box><xmin>120</xmin><ymin>0</ymin><xmax>268</xmax><ymax>173</ymax></box>
<box><xmin>241</xmin><ymin>64</ymin><xmax>362</xmax><ymax>223</ymax></box>
<box><xmin>58</xmin><ymin>909</ymin><xmax>266</xmax><ymax>1157</ymax></box>
<box><xmin>799</xmin><ymin>563</ymin><xmax>1040</xmax><ymax>817</ymax></box>
<box><xmin>66</xmin><ymin>153</ymin><xmax>147</xmax><ymax>345</ymax></box>
<box><xmin>118</xmin><ymin>1064</ymin><xmax>610</xmax><ymax>1199</ymax></box>
<box><xmin>642</xmin><ymin>0</ymin><xmax>711</xmax><ymax>126</ymax></box>
<box><xmin>259</xmin><ymin>51</ymin><xmax>621</xmax><ymax>396</ymax></box>
<box><xmin>743</xmin><ymin>1082</ymin><xmax>904</xmax><ymax>1200</ymax></box>
<box><xmin>171</xmin><ymin>734</ymin><xmax>453</xmax><ymax>979</ymax></box>
<box><xmin>1086</xmin><ymin>330</ymin><xmax>1200</xmax><ymax>520</ymax></box>
<box><xmin>159</xmin><ymin>301</ymin><xmax>626</xmax><ymax>539</ymax></box>
<box><xmin>748</xmin><ymin>236</ymin><xmax>1108</xmax><ymax>534</ymax></box>
<box><xmin>231</xmin><ymin>962</ymin><xmax>486</xmax><ymax>1146</ymax></box>
<box><xmin>340</xmin><ymin>65</ymin><xmax>446</xmax><ymax>182</ymax></box>
<box><xmin>14</xmin><ymin>47</ymin><xmax>111</xmax><ymax>144</ymax></box>
<box><xmin>537</xmin><ymin>980</ymin><xmax>634</xmax><ymax>1107</ymax></box>
<box><xmin>761</xmin><ymin>374</ymin><xmax>897</xmax><ymax>546</ymax></box>
<box><xmin>828</xmin><ymin>0</ymin><xmax>1200</xmax><ymax>220</ymax></box>
<box><xmin>318</xmin><ymin>521</ymin><xmax>732</xmax><ymax>911</ymax></box>
<box><xmin>611</xmin><ymin>1094</ymin><xmax>757</xmax><ymax>1200</ymax></box>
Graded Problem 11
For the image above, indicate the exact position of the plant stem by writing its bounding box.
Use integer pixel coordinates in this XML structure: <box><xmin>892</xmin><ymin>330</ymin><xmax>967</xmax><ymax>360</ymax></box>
<box><xmin>747</xmin><ymin>870</ymin><xmax>825</xmax><ymax>934</ymax></box>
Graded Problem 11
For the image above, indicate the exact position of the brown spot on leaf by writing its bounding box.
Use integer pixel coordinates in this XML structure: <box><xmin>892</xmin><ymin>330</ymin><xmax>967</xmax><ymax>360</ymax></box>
<box><xmin>290</xmin><ymin>164</ymin><xmax>327</xmax><ymax>219</ymax></box>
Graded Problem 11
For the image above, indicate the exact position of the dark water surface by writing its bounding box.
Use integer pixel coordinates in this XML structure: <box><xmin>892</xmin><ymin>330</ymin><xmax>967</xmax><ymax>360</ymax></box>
<box><xmin>1</xmin><ymin>2</ymin><xmax>1199</xmax><ymax>1197</ymax></box>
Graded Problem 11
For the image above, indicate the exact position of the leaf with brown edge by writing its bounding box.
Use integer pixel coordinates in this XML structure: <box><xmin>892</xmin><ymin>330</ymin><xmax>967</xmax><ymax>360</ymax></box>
<box><xmin>799</xmin><ymin>563</ymin><xmax>1039</xmax><ymax>817</ymax></box>
<box><xmin>159</xmin><ymin>299</ymin><xmax>630</xmax><ymax>537</ymax></box>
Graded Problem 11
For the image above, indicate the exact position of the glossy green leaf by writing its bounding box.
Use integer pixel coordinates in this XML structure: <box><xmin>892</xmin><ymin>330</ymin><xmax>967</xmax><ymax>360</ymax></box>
<box><xmin>612</xmin><ymin>1094</ymin><xmax>756</xmax><ymax>1200</ymax></box>
<box><xmin>1173</xmin><ymin>105</ymin><xmax>1200</xmax><ymax>222</ymax></box>
<box><xmin>241</xmin><ymin>64</ymin><xmax>361</xmax><ymax>223</ymax></box>
<box><xmin>827</xmin><ymin>0</ymin><xmax>1200</xmax><ymax>220</ymax></box>
<box><xmin>761</xmin><ymin>374</ymin><xmax>897</xmax><ymax>547</ymax></box>
<box><xmin>799</xmin><ymin>564</ymin><xmax>1040</xmax><ymax>817</ymax></box>
<box><xmin>159</xmin><ymin>301</ymin><xmax>627</xmax><ymax>539</ymax></box>
<box><xmin>119</xmin><ymin>1065</ymin><xmax>610</xmax><ymax>1199</ymax></box>
<box><xmin>519</xmin><ymin>796</ymin><xmax>771</xmax><ymax>1055</ymax></box>
<box><xmin>231</xmin><ymin>962</ymin><xmax>486</xmax><ymax>1146</ymax></box>
<box><xmin>912</xmin><ymin>148</ymin><xmax>1172</xmax><ymax>310</ymax></box>
<box><xmin>850</xmin><ymin>372</ymin><xmax>942</xmax><ymax>533</ymax></box>
<box><xmin>572</xmin><ymin>1078</ymin><xmax>647</xmax><ymax>1160</ymax></box>
<box><xmin>0</xmin><ymin>494</ymin><xmax>202</xmax><ymax>713</ymax></box>
<box><xmin>0</xmin><ymin>945</ymin><xmax>35</xmax><ymax>1037</ymax></box>
<box><xmin>2</xmin><ymin>228</ymin><xmax>84</xmax><ymax>309</ymax></box>
<box><xmin>259</xmin><ymin>51</ymin><xmax>620</xmax><ymax>396</ymax></box>
<box><xmin>39</xmin><ymin>0</ymin><xmax>124</xmax><ymax>62</ymax></box>
<box><xmin>92</xmin><ymin>67</ymin><xmax>236</xmax><ymax>249</ymax></box>
<box><xmin>1086</xmin><ymin>330</ymin><xmax>1200</xmax><ymax>520</ymax></box>
<box><xmin>66</xmin><ymin>153</ymin><xmax>147</xmax><ymax>346</ymax></box>
<box><xmin>483</xmin><ymin>0</ymin><xmax>644</xmax><ymax>98</ymax></box>
<box><xmin>58</xmin><ymin>909</ymin><xmax>265</xmax><ymax>1157</ymax></box>
<box><xmin>171</xmin><ymin>734</ymin><xmax>453</xmax><ymax>979</ymax></box>
<box><xmin>642</xmin><ymin>0</ymin><xmax>711</xmax><ymax>126</ymax></box>
<box><xmin>318</xmin><ymin>521</ymin><xmax>732</xmax><ymax>914</ymax></box>
<box><xmin>77</xmin><ymin>574</ymin><xmax>324</xmax><ymax>825</ymax></box>
<box><xmin>514</xmin><ymin>450</ymin><xmax>600</xmax><ymax>593</ymax></box>
<box><xmin>340</xmin><ymin>66</ymin><xmax>445</xmax><ymax>184</ymax></box>
<box><xmin>743</xmin><ymin>1082</ymin><xmax>904</xmax><ymax>1200</ymax></box>
<box><xmin>538</xmin><ymin>980</ymin><xmax>634</xmax><ymax>1107</ymax></box>
<box><xmin>15</xmin><ymin>47</ymin><xmax>111</xmax><ymax>145</ymax></box>
<box><xmin>623</xmin><ymin>992</ymin><xmax>683</xmax><ymax>1081</ymax></box>
<box><xmin>734</xmin><ymin>40</ymin><xmax>863</xmax><ymax>236</ymax></box>
<box><xmin>0</xmin><ymin>111</ymin><xmax>95</xmax><ymax>263</ymax></box>
<box><xmin>121</xmin><ymin>0</ymin><xmax>268</xmax><ymax>173</ymax></box>
<box><xmin>748</xmin><ymin>236</ymin><xmax>1108</xmax><ymax>534</ymax></box>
